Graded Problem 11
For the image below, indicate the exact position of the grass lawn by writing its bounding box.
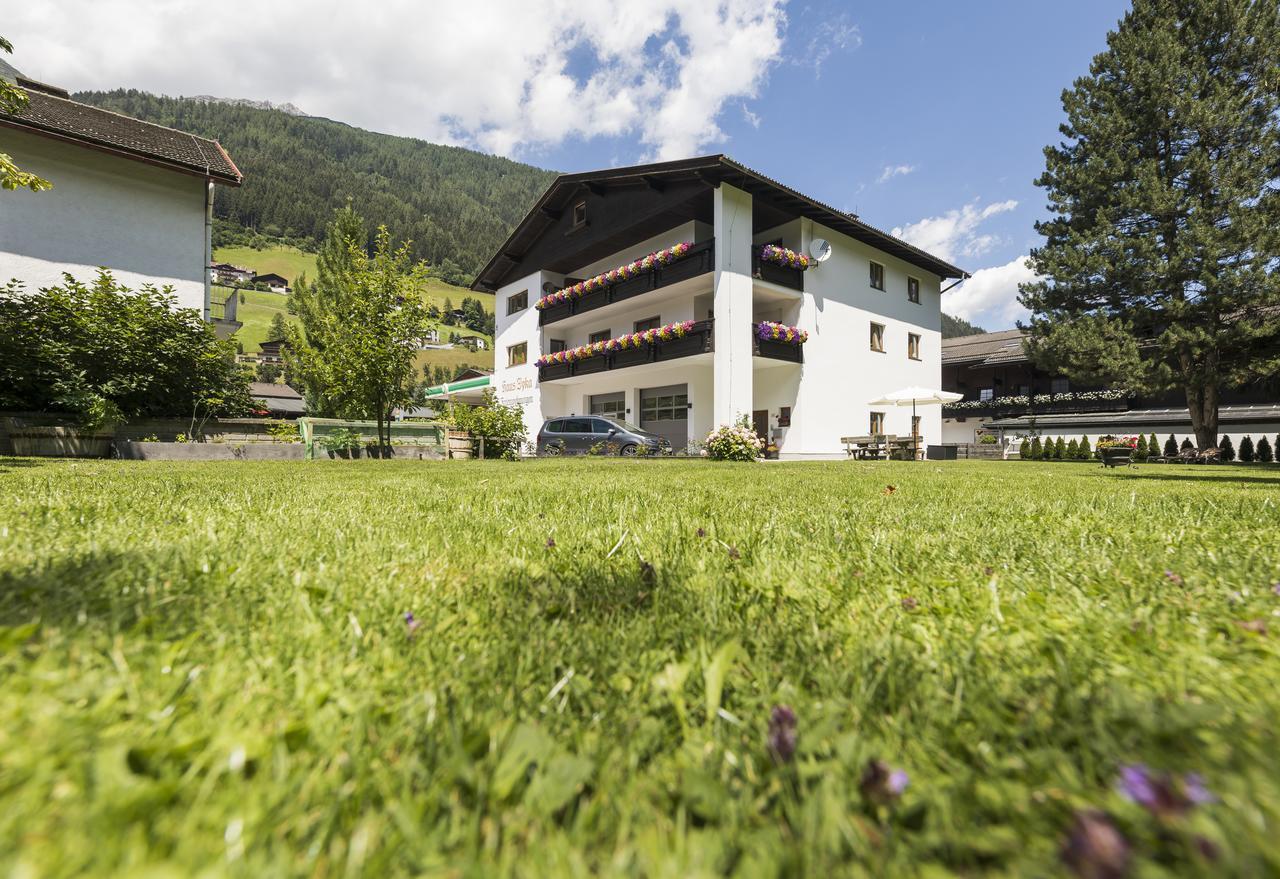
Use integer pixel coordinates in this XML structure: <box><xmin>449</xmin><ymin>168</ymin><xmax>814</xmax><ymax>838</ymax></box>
<box><xmin>2</xmin><ymin>460</ymin><xmax>1277</xmax><ymax>876</ymax></box>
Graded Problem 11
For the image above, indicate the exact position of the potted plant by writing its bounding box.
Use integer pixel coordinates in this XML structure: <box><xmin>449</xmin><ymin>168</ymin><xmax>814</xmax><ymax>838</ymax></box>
<box><xmin>1096</xmin><ymin>435</ymin><xmax>1137</xmax><ymax>468</ymax></box>
<box><xmin>444</xmin><ymin>401</ymin><xmax>475</xmax><ymax>460</ymax></box>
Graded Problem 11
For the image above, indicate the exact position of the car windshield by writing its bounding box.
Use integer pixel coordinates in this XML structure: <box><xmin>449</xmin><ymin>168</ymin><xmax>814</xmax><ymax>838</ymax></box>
<box><xmin>603</xmin><ymin>418</ymin><xmax>648</xmax><ymax>435</ymax></box>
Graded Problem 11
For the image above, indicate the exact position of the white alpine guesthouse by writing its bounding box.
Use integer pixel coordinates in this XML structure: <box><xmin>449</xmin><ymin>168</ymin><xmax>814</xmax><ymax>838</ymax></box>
<box><xmin>475</xmin><ymin>156</ymin><xmax>967</xmax><ymax>458</ymax></box>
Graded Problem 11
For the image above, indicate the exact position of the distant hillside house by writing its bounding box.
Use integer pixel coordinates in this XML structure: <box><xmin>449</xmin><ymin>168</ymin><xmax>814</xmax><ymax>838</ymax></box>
<box><xmin>251</xmin><ymin>272</ymin><xmax>289</xmax><ymax>293</ymax></box>
<box><xmin>209</xmin><ymin>262</ymin><xmax>254</xmax><ymax>285</ymax></box>
<box><xmin>0</xmin><ymin>75</ymin><xmax>242</xmax><ymax>326</ymax></box>
<box><xmin>458</xmin><ymin>335</ymin><xmax>488</xmax><ymax>351</ymax></box>
<box><xmin>248</xmin><ymin>381</ymin><xmax>304</xmax><ymax>418</ymax></box>
<box><xmin>258</xmin><ymin>337</ymin><xmax>288</xmax><ymax>363</ymax></box>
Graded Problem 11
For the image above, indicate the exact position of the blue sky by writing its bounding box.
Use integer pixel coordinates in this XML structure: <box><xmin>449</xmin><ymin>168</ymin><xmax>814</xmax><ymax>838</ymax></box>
<box><xmin>7</xmin><ymin>0</ymin><xmax>1132</xmax><ymax>328</ymax></box>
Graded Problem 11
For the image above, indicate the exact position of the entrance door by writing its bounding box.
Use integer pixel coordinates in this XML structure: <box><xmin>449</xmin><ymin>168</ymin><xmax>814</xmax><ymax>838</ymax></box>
<box><xmin>589</xmin><ymin>392</ymin><xmax>625</xmax><ymax>419</ymax></box>
<box><xmin>639</xmin><ymin>384</ymin><xmax>689</xmax><ymax>451</ymax></box>
<box><xmin>752</xmin><ymin>410</ymin><xmax>769</xmax><ymax>442</ymax></box>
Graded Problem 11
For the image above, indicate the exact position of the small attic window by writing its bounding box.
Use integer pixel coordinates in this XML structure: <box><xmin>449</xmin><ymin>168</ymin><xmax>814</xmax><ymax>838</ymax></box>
<box><xmin>572</xmin><ymin>201</ymin><xmax>587</xmax><ymax>228</ymax></box>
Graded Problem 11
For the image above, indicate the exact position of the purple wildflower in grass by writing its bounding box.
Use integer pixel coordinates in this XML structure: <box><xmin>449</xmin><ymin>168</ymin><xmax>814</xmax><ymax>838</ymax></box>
<box><xmin>545</xmin><ymin>537</ymin><xmax>556</xmax><ymax>549</ymax></box>
<box><xmin>1117</xmin><ymin>764</ymin><xmax>1214</xmax><ymax>818</ymax></box>
<box><xmin>696</xmin><ymin>527</ymin><xmax>706</xmax><ymax>538</ymax></box>
<box><xmin>1061</xmin><ymin>810</ymin><xmax>1131</xmax><ymax>879</ymax></box>
<box><xmin>767</xmin><ymin>705</ymin><xmax>797</xmax><ymax>763</ymax></box>
<box><xmin>860</xmin><ymin>759</ymin><xmax>909</xmax><ymax>805</ymax></box>
<box><xmin>1164</xmin><ymin>569</ymin><xmax>1184</xmax><ymax>586</ymax></box>
<box><xmin>404</xmin><ymin>612</ymin><xmax>421</xmax><ymax>638</ymax></box>
<box><xmin>901</xmin><ymin>597</ymin><xmax>918</xmax><ymax>611</ymax></box>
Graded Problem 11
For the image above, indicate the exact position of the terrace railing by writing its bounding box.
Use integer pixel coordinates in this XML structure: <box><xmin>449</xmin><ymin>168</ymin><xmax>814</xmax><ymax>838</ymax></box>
<box><xmin>751</xmin><ymin>324</ymin><xmax>805</xmax><ymax>363</ymax></box>
<box><xmin>538</xmin><ymin>319</ymin><xmax>714</xmax><ymax>383</ymax></box>
<box><xmin>538</xmin><ymin>239</ymin><xmax>715</xmax><ymax>326</ymax></box>
<box><xmin>751</xmin><ymin>250</ymin><xmax>805</xmax><ymax>292</ymax></box>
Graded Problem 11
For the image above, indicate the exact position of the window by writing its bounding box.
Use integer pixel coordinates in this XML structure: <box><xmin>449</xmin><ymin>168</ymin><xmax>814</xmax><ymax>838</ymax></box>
<box><xmin>1050</xmin><ymin>377</ymin><xmax>1070</xmax><ymax>395</ymax></box>
<box><xmin>870</xmin><ymin>261</ymin><xmax>885</xmax><ymax>291</ymax></box>
<box><xmin>563</xmin><ymin>418</ymin><xmax>592</xmax><ymax>433</ymax></box>
<box><xmin>870</xmin><ymin>322</ymin><xmax>885</xmax><ymax>352</ymax></box>
<box><xmin>907</xmin><ymin>276</ymin><xmax>920</xmax><ymax>303</ymax></box>
<box><xmin>589</xmin><ymin>329</ymin><xmax>611</xmax><ymax>344</ymax></box>
<box><xmin>507</xmin><ymin>290</ymin><xmax>528</xmax><ymax>315</ymax></box>
<box><xmin>549</xmin><ymin>339</ymin><xmax>566</xmax><ymax>353</ymax></box>
<box><xmin>870</xmin><ymin>411</ymin><xmax>885</xmax><ymax>435</ymax></box>
<box><xmin>572</xmin><ymin>201</ymin><xmax>587</xmax><ymax>228</ymax></box>
<box><xmin>589</xmin><ymin>393</ymin><xmax>625</xmax><ymax>417</ymax></box>
<box><xmin>590</xmin><ymin>418</ymin><xmax>617</xmax><ymax>435</ymax></box>
<box><xmin>778</xmin><ymin>406</ymin><xmax>791</xmax><ymax>427</ymax></box>
<box><xmin>633</xmin><ymin>316</ymin><xmax>661</xmax><ymax>332</ymax></box>
<box><xmin>507</xmin><ymin>342</ymin><xmax>527</xmax><ymax>367</ymax></box>
<box><xmin>907</xmin><ymin>333</ymin><xmax>921</xmax><ymax>360</ymax></box>
<box><xmin>641</xmin><ymin>391</ymin><xmax>689</xmax><ymax>422</ymax></box>
<box><xmin>545</xmin><ymin>420</ymin><xmax>564</xmax><ymax>433</ymax></box>
<box><xmin>980</xmin><ymin>388</ymin><xmax>994</xmax><ymax>401</ymax></box>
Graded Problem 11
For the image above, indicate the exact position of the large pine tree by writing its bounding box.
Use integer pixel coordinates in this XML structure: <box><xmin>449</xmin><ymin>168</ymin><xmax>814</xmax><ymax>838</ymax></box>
<box><xmin>1020</xmin><ymin>0</ymin><xmax>1280</xmax><ymax>448</ymax></box>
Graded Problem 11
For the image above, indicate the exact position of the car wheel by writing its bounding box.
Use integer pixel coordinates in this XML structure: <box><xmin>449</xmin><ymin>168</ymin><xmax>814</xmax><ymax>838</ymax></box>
<box><xmin>543</xmin><ymin>442</ymin><xmax>563</xmax><ymax>456</ymax></box>
<box><xmin>619</xmin><ymin>444</ymin><xmax>638</xmax><ymax>457</ymax></box>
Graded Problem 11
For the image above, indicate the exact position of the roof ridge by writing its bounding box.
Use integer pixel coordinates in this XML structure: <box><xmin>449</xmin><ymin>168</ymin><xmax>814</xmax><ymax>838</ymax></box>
<box><xmin>30</xmin><ymin>89</ymin><xmax>228</xmax><ymax>147</ymax></box>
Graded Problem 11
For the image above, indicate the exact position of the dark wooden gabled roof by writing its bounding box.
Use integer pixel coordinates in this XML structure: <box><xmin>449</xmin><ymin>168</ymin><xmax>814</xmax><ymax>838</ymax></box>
<box><xmin>0</xmin><ymin>85</ymin><xmax>241</xmax><ymax>185</ymax></box>
<box><xmin>472</xmin><ymin>154</ymin><xmax>967</xmax><ymax>291</ymax></box>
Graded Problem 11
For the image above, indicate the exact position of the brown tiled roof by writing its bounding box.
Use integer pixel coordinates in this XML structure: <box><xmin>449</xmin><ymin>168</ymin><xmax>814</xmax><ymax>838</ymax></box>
<box><xmin>0</xmin><ymin>87</ymin><xmax>241</xmax><ymax>185</ymax></box>
<box><xmin>941</xmin><ymin>329</ymin><xmax>1027</xmax><ymax>366</ymax></box>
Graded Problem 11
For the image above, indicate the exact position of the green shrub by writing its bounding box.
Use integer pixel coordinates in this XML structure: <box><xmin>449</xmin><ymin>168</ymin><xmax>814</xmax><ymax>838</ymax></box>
<box><xmin>1054</xmin><ymin>437</ymin><xmax>1066</xmax><ymax>460</ymax></box>
<box><xmin>320</xmin><ymin>428</ymin><xmax>362</xmax><ymax>452</ymax></box>
<box><xmin>1078</xmin><ymin>436</ymin><xmax>1091</xmax><ymax>460</ymax></box>
<box><xmin>1134</xmin><ymin>434</ymin><xmax>1148</xmax><ymax>461</ymax></box>
<box><xmin>1019</xmin><ymin>438</ymin><xmax>1031</xmax><ymax>460</ymax></box>
<box><xmin>1149</xmin><ymin>433</ymin><xmax>1159</xmax><ymax>458</ymax></box>
<box><xmin>1165</xmin><ymin>434</ymin><xmax>1178</xmax><ymax>457</ymax></box>
<box><xmin>1258</xmin><ymin>436</ymin><xmax>1274</xmax><ymax>463</ymax></box>
<box><xmin>1181</xmin><ymin>437</ymin><xmax>1194</xmax><ymax>452</ymax></box>
<box><xmin>706</xmin><ymin>416</ymin><xmax>764</xmax><ymax>462</ymax></box>
<box><xmin>1067</xmin><ymin>438</ymin><xmax>1079</xmax><ymax>458</ymax></box>
<box><xmin>1219</xmin><ymin>435</ymin><xmax>1235</xmax><ymax>462</ymax></box>
<box><xmin>1030</xmin><ymin>437</ymin><xmax>1043</xmax><ymax>460</ymax></box>
<box><xmin>1239</xmin><ymin>435</ymin><xmax>1254</xmax><ymax>463</ymax></box>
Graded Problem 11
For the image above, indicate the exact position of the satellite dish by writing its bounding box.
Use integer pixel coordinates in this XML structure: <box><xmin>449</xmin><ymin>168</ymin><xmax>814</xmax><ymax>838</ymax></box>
<box><xmin>809</xmin><ymin>238</ymin><xmax>833</xmax><ymax>263</ymax></box>
<box><xmin>541</xmin><ymin>281</ymin><xmax>556</xmax><ymax>294</ymax></box>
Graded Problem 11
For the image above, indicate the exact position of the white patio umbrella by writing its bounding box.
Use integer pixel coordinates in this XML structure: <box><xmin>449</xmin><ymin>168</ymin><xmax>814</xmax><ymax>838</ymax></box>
<box><xmin>868</xmin><ymin>386</ymin><xmax>963</xmax><ymax>459</ymax></box>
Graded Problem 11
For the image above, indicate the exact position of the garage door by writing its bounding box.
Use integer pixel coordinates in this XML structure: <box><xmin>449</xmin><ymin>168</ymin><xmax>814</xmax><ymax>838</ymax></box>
<box><xmin>589</xmin><ymin>392</ymin><xmax>625</xmax><ymax>418</ymax></box>
<box><xmin>640</xmin><ymin>384</ymin><xmax>688</xmax><ymax>451</ymax></box>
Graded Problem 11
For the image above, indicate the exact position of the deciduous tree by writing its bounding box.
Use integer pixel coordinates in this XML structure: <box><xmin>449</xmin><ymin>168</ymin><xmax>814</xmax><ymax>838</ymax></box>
<box><xmin>0</xmin><ymin>36</ymin><xmax>52</xmax><ymax>193</ymax></box>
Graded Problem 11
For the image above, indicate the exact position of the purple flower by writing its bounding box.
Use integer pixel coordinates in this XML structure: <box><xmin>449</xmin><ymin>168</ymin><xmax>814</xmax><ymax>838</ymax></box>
<box><xmin>1117</xmin><ymin>764</ymin><xmax>1158</xmax><ymax>809</ymax></box>
<box><xmin>767</xmin><ymin>704</ymin><xmax>797</xmax><ymax>763</ymax></box>
<box><xmin>1061</xmin><ymin>810</ymin><xmax>1131</xmax><ymax>879</ymax></box>
<box><xmin>1117</xmin><ymin>763</ymin><xmax>1213</xmax><ymax>817</ymax></box>
<box><xmin>1164</xmin><ymin>570</ymin><xmax>1184</xmax><ymax>586</ymax></box>
<box><xmin>860</xmin><ymin>759</ymin><xmax>909</xmax><ymax>805</ymax></box>
<box><xmin>404</xmin><ymin>612</ymin><xmax>421</xmax><ymax>637</ymax></box>
<box><xmin>545</xmin><ymin>537</ymin><xmax>556</xmax><ymax>549</ymax></box>
<box><xmin>1183</xmin><ymin>773</ymin><xmax>1215</xmax><ymax>805</ymax></box>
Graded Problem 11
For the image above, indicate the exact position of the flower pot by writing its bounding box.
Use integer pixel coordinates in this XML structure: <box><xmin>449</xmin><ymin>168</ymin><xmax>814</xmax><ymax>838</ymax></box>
<box><xmin>10</xmin><ymin>426</ymin><xmax>113</xmax><ymax>458</ymax></box>
<box><xmin>447</xmin><ymin>430</ymin><xmax>474</xmax><ymax>460</ymax></box>
<box><xmin>1099</xmin><ymin>447</ymin><xmax>1133</xmax><ymax>468</ymax></box>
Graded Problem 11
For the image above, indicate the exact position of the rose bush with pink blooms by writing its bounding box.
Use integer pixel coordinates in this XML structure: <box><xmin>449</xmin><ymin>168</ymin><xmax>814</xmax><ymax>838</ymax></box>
<box><xmin>755</xmin><ymin>321</ymin><xmax>808</xmax><ymax>344</ymax></box>
<box><xmin>705</xmin><ymin>416</ymin><xmax>764</xmax><ymax>461</ymax></box>
<box><xmin>759</xmin><ymin>244</ymin><xmax>812</xmax><ymax>270</ymax></box>
<box><xmin>535</xmin><ymin>242</ymin><xmax>694</xmax><ymax>310</ymax></box>
<box><xmin>534</xmin><ymin>320</ymin><xmax>697</xmax><ymax>367</ymax></box>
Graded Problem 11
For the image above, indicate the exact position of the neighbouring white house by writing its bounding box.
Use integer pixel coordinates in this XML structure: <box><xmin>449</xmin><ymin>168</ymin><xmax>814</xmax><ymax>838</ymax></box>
<box><xmin>474</xmin><ymin>156</ymin><xmax>968</xmax><ymax>458</ymax></box>
<box><xmin>0</xmin><ymin>75</ymin><xmax>242</xmax><ymax>333</ymax></box>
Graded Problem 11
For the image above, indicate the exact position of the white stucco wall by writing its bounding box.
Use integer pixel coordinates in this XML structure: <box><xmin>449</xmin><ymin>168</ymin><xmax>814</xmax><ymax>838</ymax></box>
<box><xmin>0</xmin><ymin>128</ymin><xmax>210</xmax><ymax>312</ymax></box>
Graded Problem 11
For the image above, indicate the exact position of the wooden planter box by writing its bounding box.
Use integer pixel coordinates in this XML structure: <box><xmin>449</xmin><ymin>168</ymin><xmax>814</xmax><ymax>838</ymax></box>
<box><xmin>611</xmin><ymin>273</ymin><xmax>654</xmax><ymax>303</ymax></box>
<box><xmin>753</xmin><ymin>259</ymin><xmax>805</xmax><ymax>291</ymax></box>
<box><xmin>538</xmin><ymin>302</ymin><xmax>572</xmax><ymax>324</ymax></box>
<box><xmin>573</xmin><ymin>356</ymin><xmax>609</xmax><ymax>375</ymax></box>
<box><xmin>539</xmin><ymin>362</ymin><xmax>572</xmax><ymax>382</ymax></box>
<box><xmin>756</xmin><ymin>339</ymin><xmax>804</xmax><ymax>362</ymax></box>
<box><xmin>574</xmin><ymin>288</ymin><xmax>610</xmax><ymax>315</ymax></box>
<box><xmin>610</xmin><ymin>346</ymin><xmax>653</xmax><ymax>369</ymax></box>
<box><xmin>657</xmin><ymin>334</ymin><xmax>709</xmax><ymax>360</ymax></box>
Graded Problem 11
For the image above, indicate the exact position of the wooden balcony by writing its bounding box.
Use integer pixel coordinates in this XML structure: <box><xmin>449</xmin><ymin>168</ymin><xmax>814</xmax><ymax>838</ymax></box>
<box><xmin>538</xmin><ymin>320</ymin><xmax>714</xmax><ymax>383</ymax></box>
<box><xmin>751</xmin><ymin>251</ymin><xmax>805</xmax><ymax>292</ymax></box>
<box><xmin>752</xmin><ymin>325</ymin><xmax>804</xmax><ymax>363</ymax></box>
<box><xmin>537</xmin><ymin>240</ymin><xmax>715</xmax><ymax>326</ymax></box>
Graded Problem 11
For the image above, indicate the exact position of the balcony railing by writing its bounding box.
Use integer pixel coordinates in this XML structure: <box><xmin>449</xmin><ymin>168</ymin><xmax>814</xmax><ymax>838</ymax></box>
<box><xmin>751</xmin><ymin>251</ymin><xmax>805</xmax><ymax>292</ymax></box>
<box><xmin>944</xmin><ymin>393</ymin><xmax>1133</xmax><ymax>417</ymax></box>
<box><xmin>752</xmin><ymin>324</ymin><xmax>804</xmax><ymax>363</ymax></box>
<box><xmin>538</xmin><ymin>239</ymin><xmax>715</xmax><ymax>326</ymax></box>
<box><xmin>538</xmin><ymin>319</ymin><xmax>715</xmax><ymax>383</ymax></box>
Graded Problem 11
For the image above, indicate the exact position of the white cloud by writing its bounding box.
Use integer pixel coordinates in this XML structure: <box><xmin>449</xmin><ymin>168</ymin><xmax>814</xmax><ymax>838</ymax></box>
<box><xmin>741</xmin><ymin>103</ymin><xmax>762</xmax><ymax>129</ymax></box>
<box><xmin>891</xmin><ymin>199</ymin><xmax>1018</xmax><ymax>263</ymax></box>
<box><xmin>945</xmin><ymin>256</ymin><xmax>1038</xmax><ymax>328</ymax></box>
<box><xmin>876</xmin><ymin>164</ymin><xmax>914</xmax><ymax>184</ymax></box>
<box><xmin>3</xmin><ymin>0</ymin><xmax>788</xmax><ymax>162</ymax></box>
<box><xmin>795</xmin><ymin>13</ymin><xmax>862</xmax><ymax>78</ymax></box>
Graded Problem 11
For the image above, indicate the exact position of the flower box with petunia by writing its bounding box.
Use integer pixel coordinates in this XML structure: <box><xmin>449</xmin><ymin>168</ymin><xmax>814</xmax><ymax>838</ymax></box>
<box><xmin>535</xmin><ymin>242</ymin><xmax>694</xmax><ymax>310</ymax></box>
<box><xmin>534</xmin><ymin>320</ymin><xmax>697</xmax><ymax>367</ymax></box>
<box><xmin>758</xmin><ymin>244</ymin><xmax>813</xmax><ymax>270</ymax></box>
<box><xmin>755</xmin><ymin>320</ymin><xmax>809</xmax><ymax>345</ymax></box>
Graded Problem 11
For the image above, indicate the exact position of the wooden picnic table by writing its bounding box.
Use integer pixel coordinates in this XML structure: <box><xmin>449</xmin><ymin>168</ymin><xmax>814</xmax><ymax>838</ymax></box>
<box><xmin>841</xmin><ymin>434</ymin><xmax>923</xmax><ymax>460</ymax></box>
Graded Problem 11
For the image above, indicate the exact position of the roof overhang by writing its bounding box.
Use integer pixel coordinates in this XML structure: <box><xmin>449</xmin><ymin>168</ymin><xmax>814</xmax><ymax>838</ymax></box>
<box><xmin>472</xmin><ymin>154</ymin><xmax>966</xmax><ymax>291</ymax></box>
